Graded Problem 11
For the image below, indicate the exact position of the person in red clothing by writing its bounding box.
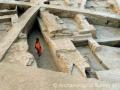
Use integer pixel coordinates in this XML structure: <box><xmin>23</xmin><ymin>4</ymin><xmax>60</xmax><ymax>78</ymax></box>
<box><xmin>35</xmin><ymin>38</ymin><xmax>43</xmax><ymax>56</ymax></box>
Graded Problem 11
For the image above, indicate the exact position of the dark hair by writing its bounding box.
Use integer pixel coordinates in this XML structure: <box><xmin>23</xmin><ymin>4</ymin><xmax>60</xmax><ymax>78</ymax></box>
<box><xmin>36</xmin><ymin>38</ymin><xmax>39</xmax><ymax>43</ymax></box>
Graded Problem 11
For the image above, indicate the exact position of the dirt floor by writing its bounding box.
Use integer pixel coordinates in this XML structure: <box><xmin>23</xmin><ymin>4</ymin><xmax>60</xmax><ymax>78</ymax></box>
<box><xmin>95</xmin><ymin>25</ymin><xmax>120</xmax><ymax>40</ymax></box>
<box><xmin>77</xmin><ymin>46</ymin><xmax>105</xmax><ymax>71</ymax></box>
<box><xmin>27</xmin><ymin>23</ymin><xmax>58</xmax><ymax>71</ymax></box>
<box><xmin>61</xmin><ymin>18</ymin><xmax>79</xmax><ymax>32</ymax></box>
<box><xmin>85</xmin><ymin>0</ymin><xmax>114</xmax><ymax>13</ymax></box>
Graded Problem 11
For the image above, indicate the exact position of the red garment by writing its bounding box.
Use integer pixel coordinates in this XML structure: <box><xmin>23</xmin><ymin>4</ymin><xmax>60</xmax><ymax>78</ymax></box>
<box><xmin>35</xmin><ymin>42</ymin><xmax>43</xmax><ymax>55</ymax></box>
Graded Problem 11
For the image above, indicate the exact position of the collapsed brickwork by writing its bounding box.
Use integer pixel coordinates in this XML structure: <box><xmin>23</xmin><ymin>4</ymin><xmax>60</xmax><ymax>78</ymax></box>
<box><xmin>0</xmin><ymin>0</ymin><xmax>120</xmax><ymax>90</ymax></box>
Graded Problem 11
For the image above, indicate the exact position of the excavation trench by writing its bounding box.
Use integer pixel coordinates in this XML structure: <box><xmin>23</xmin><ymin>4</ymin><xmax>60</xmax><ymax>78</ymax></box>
<box><xmin>77</xmin><ymin>46</ymin><xmax>104</xmax><ymax>70</ymax></box>
<box><xmin>27</xmin><ymin>21</ymin><xmax>58</xmax><ymax>71</ymax></box>
<box><xmin>74</xmin><ymin>41</ymin><xmax>106</xmax><ymax>78</ymax></box>
<box><xmin>86</xmin><ymin>15</ymin><xmax>120</xmax><ymax>47</ymax></box>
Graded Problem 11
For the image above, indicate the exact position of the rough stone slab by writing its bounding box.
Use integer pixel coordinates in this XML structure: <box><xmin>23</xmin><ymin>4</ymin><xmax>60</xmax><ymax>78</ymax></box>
<box><xmin>0</xmin><ymin>5</ymin><xmax>40</xmax><ymax>61</ymax></box>
<box><xmin>53</xmin><ymin>38</ymin><xmax>76</xmax><ymax>51</ymax></box>
<box><xmin>41</xmin><ymin>11</ymin><xmax>63</xmax><ymax>35</ymax></box>
<box><xmin>96</xmin><ymin>69</ymin><xmax>120</xmax><ymax>82</ymax></box>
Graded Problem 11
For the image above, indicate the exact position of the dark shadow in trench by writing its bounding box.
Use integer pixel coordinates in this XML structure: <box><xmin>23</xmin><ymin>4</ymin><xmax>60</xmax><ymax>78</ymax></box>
<box><xmin>27</xmin><ymin>20</ymin><xmax>58</xmax><ymax>71</ymax></box>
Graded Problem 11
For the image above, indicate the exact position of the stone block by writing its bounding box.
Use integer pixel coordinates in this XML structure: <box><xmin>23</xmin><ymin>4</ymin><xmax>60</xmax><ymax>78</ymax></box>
<box><xmin>75</xmin><ymin>14</ymin><xmax>96</xmax><ymax>38</ymax></box>
<box><xmin>88</xmin><ymin>38</ymin><xmax>101</xmax><ymax>53</ymax></box>
<box><xmin>53</xmin><ymin>38</ymin><xmax>76</xmax><ymax>51</ymax></box>
<box><xmin>41</xmin><ymin>11</ymin><xmax>63</xmax><ymax>35</ymax></box>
